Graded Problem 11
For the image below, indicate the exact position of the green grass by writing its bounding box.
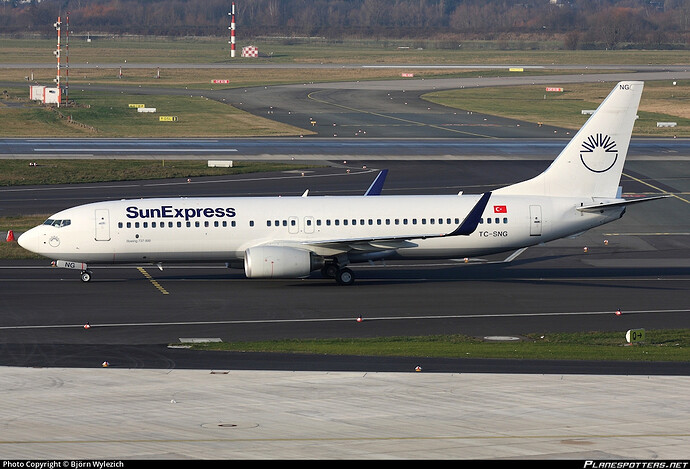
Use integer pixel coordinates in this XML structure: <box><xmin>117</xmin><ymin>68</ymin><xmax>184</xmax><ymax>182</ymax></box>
<box><xmin>0</xmin><ymin>159</ymin><xmax>318</xmax><ymax>186</ymax></box>
<box><xmin>3</xmin><ymin>37</ymin><xmax>690</xmax><ymax>65</ymax></box>
<box><xmin>423</xmin><ymin>80</ymin><xmax>690</xmax><ymax>136</ymax></box>
<box><xmin>184</xmin><ymin>329</ymin><xmax>690</xmax><ymax>362</ymax></box>
<box><xmin>0</xmin><ymin>87</ymin><xmax>308</xmax><ymax>137</ymax></box>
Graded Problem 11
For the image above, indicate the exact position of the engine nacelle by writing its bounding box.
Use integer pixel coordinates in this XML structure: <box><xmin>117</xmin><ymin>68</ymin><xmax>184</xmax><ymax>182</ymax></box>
<box><xmin>244</xmin><ymin>246</ymin><xmax>324</xmax><ymax>279</ymax></box>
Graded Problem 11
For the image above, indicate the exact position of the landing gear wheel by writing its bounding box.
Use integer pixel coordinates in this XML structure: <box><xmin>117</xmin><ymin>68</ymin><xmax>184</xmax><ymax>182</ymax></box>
<box><xmin>80</xmin><ymin>270</ymin><xmax>92</xmax><ymax>283</ymax></box>
<box><xmin>335</xmin><ymin>267</ymin><xmax>355</xmax><ymax>286</ymax></box>
<box><xmin>321</xmin><ymin>264</ymin><xmax>338</xmax><ymax>279</ymax></box>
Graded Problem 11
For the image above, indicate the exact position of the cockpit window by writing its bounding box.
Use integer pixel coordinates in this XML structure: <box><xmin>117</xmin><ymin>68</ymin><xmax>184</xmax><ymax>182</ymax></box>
<box><xmin>43</xmin><ymin>219</ymin><xmax>71</xmax><ymax>227</ymax></box>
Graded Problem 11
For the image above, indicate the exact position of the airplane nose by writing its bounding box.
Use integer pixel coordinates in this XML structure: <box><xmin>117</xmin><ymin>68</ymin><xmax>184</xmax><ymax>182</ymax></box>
<box><xmin>17</xmin><ymin>227</ymin><xmax>37</xmax><ymax>252</ymax></box>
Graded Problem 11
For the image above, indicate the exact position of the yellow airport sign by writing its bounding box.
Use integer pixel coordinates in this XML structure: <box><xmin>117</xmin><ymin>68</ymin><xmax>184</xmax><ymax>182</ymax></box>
<box><xmin>128</xmin><ymin>103</ymin><xmax>146</xmax><ymax>108</ymax></box>
<box><xmin>626</xmin><ymin>329</ymin><xmax>645</xmax><ymax>344</ymax></box>
<box><xmin>159</xmin><ymin>116</ymin><xmax>178</xmax><ymax>122</ymax></box>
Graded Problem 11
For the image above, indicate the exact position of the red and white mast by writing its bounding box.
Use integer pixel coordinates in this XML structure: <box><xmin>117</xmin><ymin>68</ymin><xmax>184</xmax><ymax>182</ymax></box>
<box><xmin>229</xmin><ymin>2</ymin><xmax>236</xmax><ymax>58</ymax></box>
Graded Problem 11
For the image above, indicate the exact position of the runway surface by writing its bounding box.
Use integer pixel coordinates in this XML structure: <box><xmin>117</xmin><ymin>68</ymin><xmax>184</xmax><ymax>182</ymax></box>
<box><xmin>1</xmin><ymin>66</ymin><xmax>689</xmax><ymax>459</ymax></box>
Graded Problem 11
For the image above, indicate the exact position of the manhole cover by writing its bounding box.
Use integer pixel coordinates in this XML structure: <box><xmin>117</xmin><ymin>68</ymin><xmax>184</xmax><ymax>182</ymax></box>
<box><xmin>201</xmin><ymin>422</ymin><xmax>259</xmax><ymax>430</ymax></box>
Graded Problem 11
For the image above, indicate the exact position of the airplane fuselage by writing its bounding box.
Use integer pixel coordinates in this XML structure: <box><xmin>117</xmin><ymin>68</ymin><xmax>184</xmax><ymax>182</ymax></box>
<box><xmin>20</xmin><ymin>194</ymin><xmax>622</xmax><ymax>265</ymax></box>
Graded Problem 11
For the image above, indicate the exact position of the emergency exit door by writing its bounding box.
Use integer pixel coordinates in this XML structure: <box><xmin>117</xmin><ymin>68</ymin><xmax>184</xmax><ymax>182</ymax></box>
<box><xmin>95</xmin><ymin>209</ymin><xmax>110</xmax><ymax>241</ymax></box>
<box><xmin>529</xmin><ymin>205</ymin><xmax>542</xmax><ymax>236</ymax></box>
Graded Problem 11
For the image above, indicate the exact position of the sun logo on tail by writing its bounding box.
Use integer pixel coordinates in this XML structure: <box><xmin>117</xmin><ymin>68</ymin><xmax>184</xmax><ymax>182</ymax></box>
<box><xmin>580</xmin><ymin>134</ymin><xmax>618</xmax><ymax>173</ymax></box>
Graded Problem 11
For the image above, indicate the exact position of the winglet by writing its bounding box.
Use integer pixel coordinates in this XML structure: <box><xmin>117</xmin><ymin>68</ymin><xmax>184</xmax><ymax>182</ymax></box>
<box><xmin>449</xmin><ymin>192</ymin><xmax>492</xmax><ymax>236</ymax></box>
<box><xmin>364</xmin><ymin>170</ymin><xmax>388</xmax><ymax>196</ymax></box>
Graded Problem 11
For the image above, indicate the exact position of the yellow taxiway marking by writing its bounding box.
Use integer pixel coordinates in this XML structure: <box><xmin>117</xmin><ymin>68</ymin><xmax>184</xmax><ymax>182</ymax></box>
<box><xmin>622</xmin><ymin>172</ymin><xmax>689</xmax><ymax>205</ymax></box>
<box><xmin>137</xmin><ymin>267</ymin><xmax>169</xmax><ymax>295</ymax></box>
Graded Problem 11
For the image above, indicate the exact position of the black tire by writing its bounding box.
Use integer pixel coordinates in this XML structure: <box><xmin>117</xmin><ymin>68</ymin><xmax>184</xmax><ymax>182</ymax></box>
<box><xmin>335</xmin><ymin>268</ymin><xmax>355</xmax><ymax>285</ymax></box>
<box><xmin>321</xmin><ymin>264</ymin><xmax>338</xmax><ymax>278</ymax></box>
<box><xmin>80</xmin><ymin>270</ymin><xmax>92</xmax><ymax>282</ymax></box>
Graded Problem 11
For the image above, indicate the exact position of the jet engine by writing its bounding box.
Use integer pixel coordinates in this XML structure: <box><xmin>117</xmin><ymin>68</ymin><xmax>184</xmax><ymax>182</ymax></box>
<box><xmin>244</xmin><ymin>246</ymin><xmax>325</xmax><ymax>279</ymax></box>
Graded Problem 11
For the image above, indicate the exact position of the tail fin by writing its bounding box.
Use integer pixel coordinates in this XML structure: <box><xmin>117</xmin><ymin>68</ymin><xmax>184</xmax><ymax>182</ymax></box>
<box><xmin>495</xmin><ymin>81</ymin><xmax>644</xmax><ymax>198</ymax></box>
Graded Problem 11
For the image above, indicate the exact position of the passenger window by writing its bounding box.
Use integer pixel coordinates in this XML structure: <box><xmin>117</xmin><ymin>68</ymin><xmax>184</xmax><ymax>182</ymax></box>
<box><xmin>503</xmin><ymin>218</ymin><xmax>508</xmax><ymax>224</ymax></box>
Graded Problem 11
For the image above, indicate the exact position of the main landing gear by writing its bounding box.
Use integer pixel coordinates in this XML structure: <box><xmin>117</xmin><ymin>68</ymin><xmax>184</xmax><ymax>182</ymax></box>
<box><xmin>80</xmin><ymin>270</ymin><xmax>93</xmax><ymax>282</ymax></box>
<box><xmin>321</xmin><ymin>263</ymin><xmax>355</xmax><ymax>285</ymax></box>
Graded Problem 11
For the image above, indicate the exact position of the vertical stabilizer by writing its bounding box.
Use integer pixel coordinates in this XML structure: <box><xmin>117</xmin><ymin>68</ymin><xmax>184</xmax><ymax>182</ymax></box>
<box><xmin>495</xmin><ymin>81</ymin><xmax>644</xmax><ymax>198</ymax></box>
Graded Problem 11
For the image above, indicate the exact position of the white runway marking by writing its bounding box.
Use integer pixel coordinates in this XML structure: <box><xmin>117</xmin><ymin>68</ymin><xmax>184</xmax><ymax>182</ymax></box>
<box><xmin>0</xmin><ymin>308</ymin><xmax>688</xmax><ymax>331</ymax></box>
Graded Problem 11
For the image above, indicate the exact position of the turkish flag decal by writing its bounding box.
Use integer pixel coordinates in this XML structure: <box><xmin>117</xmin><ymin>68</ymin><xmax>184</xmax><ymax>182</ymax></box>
<box><xmin>493</xmin><ymin>205</ymin><xmax>507</xmax><ymax>213</ymax></box>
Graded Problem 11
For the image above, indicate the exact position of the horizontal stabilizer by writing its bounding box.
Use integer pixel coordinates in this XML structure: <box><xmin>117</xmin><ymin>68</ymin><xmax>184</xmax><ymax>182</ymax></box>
<box><xmin>576</xmin><ymin>195</ymin><xmax>670</xmax><ymax>212</ymax></box>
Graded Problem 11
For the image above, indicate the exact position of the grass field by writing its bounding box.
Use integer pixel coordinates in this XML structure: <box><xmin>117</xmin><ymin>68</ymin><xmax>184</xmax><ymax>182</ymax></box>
<box><xmin>185</xmin><ymin>329</ymin><xmax>689</xmax><ymax>362</ymax></box>
<box><xmin>3</xmin><ymin>37</ymin><xmax>690</xmax><ymax>65</ymax></box>
<box><xmin>424</xmin><ymin>80</ymin><xmax>690</xmax><ymax>136</ymax></box>
<box><xmin>2</xmin><ymin>38</ymin><xmax>689</xmax><ymax>137</ymax></box>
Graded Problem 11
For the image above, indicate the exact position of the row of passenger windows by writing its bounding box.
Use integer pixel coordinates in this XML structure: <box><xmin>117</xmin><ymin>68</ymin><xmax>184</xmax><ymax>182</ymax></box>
<box><xmin>119</xmin><ymin>220</ymin><xmax>236</xmax><ymax>229</ymax></box>
<box><xmin>117</xmin><ymin>217</ymin><xmax>509</xmax><ymax>229</ymax></box>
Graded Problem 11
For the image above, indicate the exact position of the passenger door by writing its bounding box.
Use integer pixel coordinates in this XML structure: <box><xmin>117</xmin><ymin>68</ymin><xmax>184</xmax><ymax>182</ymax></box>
<box><xmin>95</xmin><ymin>209</ymin><xmax>110</xmax><ymax>241</ymax></box>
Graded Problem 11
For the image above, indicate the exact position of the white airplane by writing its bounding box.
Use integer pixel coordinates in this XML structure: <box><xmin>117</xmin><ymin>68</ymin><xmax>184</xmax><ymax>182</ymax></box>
<box><xmin>19</xmin><ymin>81</ymin><xmax>667</xmax><ymax>285</ymax></box>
